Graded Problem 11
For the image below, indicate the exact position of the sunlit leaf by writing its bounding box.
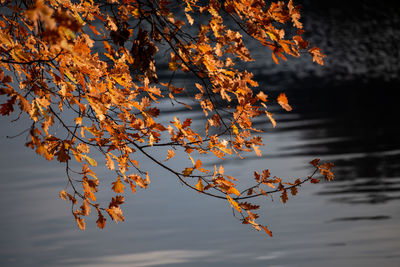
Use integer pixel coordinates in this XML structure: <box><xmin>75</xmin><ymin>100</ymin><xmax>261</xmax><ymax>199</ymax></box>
<box><xmin>227</xmin><ymin>195</ymin><xmax>241</xmax><ymax>212</ymax></box>
<box><xmin>112</xmin><ymin>178</ymin><xmax>125</xmax><ymax>194</ymax></box>
<box><xmin>277</xmin><ymin>93</ymin><xmax>292</xmax><ymax>111</ymax></box>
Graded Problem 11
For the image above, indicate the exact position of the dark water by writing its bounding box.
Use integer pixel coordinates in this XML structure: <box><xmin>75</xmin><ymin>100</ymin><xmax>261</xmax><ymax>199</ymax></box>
<box><xmin>1</xmin><ymin>1</ymin><xmax>400</xmax><ymax>266</ymax></box>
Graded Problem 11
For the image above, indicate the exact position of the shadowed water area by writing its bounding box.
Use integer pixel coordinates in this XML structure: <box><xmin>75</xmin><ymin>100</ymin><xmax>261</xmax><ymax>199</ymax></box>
<box><xmin>0</xmin><ymin>0</ymin><xmax>399</xmax><ymax>266</ymax></box>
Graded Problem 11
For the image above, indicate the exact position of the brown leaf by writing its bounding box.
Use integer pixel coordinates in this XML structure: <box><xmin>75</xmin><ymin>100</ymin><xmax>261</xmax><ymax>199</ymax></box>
<box><xmin>309</xmin><ymin>158</ymin><xmax>320</xmax><ymax>167</ymax></box>
<box><xmin>96</xmin><ymin>213</ymin><xmax>106</xmax><ymax>229</ymax></box>
<box><xmin>280</xmin><ymin>190</ymin><xmax>288</xmax><ymax>203</ymax></box>
<box><xmin>290</xmin><ymin>186</ymin><xmax>298</xmax><ymax>196</ymax></box>
<box><xmin>182</xmin><ymin>167</ymin><xmax>194</xmax><ymax>176</ymax></box>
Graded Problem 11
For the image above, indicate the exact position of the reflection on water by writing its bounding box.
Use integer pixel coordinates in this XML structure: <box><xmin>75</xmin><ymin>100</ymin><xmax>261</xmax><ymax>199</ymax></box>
<box><xmin>62</xmin><ymin>250</ymin><xmax>215</xmax><ymax>267</ymax></box>
<box><xmin>328</xmin><ymin>216</ymin><xmax>391</xmax><ymax>222</ymax></box>
<box><xmin>268</xmin><ymin>80</ymin><xmax>400</xmax><ymax>205</ymax></box>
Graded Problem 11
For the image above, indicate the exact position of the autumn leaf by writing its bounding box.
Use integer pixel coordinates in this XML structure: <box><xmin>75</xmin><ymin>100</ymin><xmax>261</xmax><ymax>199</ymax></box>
<box><xmin>257</xmin><ymin>91</ymin><xmax>268</xmax><ymax>102</ymax></box>
<box><xmin>167</xmin><ymin>149</ymin><xmax>175</xmax><ymax>160</ymax></box>
<box><xmin>261</xmin><ymin>225</ymin><xmax>273</xmax><ymax>237</ymax></box>
<box><xmin>280</xmin><ymin>190</ymin><xmax>288</xmax><ymax>203</ymax></box>
<box><xmin>96</xmin><ymin>213</ymin><xmax>106</xmax><ymax>229</ymax></box>
<box><xmin>80</xmin><ymin>199</ymin><xmax>91</xmax><ymax>216</ymax></box>
<box><xmin>252</xmin><ymin>144</ymin><xmax>262</xmax><ymax>157</ymax></box>
<box><xmin>129</xmin><ymin>181</ymin><xmax>136</xmax><ymax>194</ymax></box>
<box><xmin>196</xmin><ymin>178</ymin><xmax>204</xmax><ymax>192</ymax></box>
<box><xmin>195</xmin><ymin>159</ymin><xmax>202</xmax><ymax>169</ymax></box>
<box><xmin>309</xmin><ymin>47</ymin><xmax>326</xmax><ymax>65</ymax></box>
<box><xmin>112</xmin><ymin>178</ymin><xmax>125</xmax><ymax>194</ymax></box>
<box><xmin>290</xmin><ymin>187</ymin><xmax>298</xmax><ymax>196</ymax></box>
<box><xmin>277</xmin><ymin>93</ymin><xmax>292</xmax><ymax>111</ymax></box>
<box><xmin>82</xmin><ymin>155</ymin><xmax>97</xmax><ymax>167</ymax></box>
<box><xmin>59</xmin><ymin>190</ymin><xmax>67</xmax><ymax>200</ymax></box>
<box><xmin>226</xmin><ymin>187</ymin><xmax>241</xmax><ymax>196</ymax></box>
<box><xmin>75</xmin><ymin>216</ymin><xmax>85</xmax><ymax>231</ymax></box>
<box><xmin>182</xmin><ymin>167</ymin><xmax>194</xmax><ymax>176</ymax></box>
<box><xmin>309</xmin><ymin>158</ymin><xmax>320</xmax><ymax>167</ymax></box>
<box><xmin>106</xmin><ymin>154</ymin><xmax>115</xmax><ymax>170</ymax></box>
<box><xmin>128</xmin><ymin>174</ymin><xmax>148</xmax><ymax>188</ymax></box>
<box><xmin>106</xmin><ymin>206</ymin><xmax>125</xmax><ymax>223</ymax></box>
<box><xmin>227</xmin><ymin>195</ymin><xmax>242</xmax><ymax>212</ymax></box>
<box><xmin>265</xmin><ymin>111</ymin><xmax>276</xmax><ymax>127</ymax></box>
<box><xmin>0</xmin><ymin>0</ymin><xmax>332</xmax><ymax>234</ymax></box>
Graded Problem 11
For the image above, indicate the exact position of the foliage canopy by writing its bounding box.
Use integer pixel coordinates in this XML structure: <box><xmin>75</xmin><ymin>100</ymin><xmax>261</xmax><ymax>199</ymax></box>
<box><xmin>0</xmin><ymin>0</ymin><xmax>333</xmax><ymax>235</ymax></box>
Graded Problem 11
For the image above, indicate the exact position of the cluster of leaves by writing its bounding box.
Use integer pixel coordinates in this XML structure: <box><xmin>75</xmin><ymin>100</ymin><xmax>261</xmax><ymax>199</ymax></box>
<box><xmin>0</xmin><ymin>0</ymin><xmax>331</xmax><ymax>235</ymax></box>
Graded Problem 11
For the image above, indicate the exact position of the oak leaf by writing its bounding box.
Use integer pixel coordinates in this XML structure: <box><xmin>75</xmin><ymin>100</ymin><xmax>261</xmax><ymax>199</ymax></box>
<box><xmin>106</xmin><ymin>206</ymin><xmax>125</xmax><ymax>223</ymax></box>
<box><xmin>277</xmin><ymin>93</ymin><xmax>292</xmax><ymax>111</ymax></box>
<box><xmin>112</xmin><ymin>178</ymin><xmax>125</xmax><ymax>194</ymax></box>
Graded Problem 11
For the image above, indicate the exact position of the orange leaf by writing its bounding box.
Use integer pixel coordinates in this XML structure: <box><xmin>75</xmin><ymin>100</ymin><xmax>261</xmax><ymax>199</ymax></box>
<box><xmin>96</xmin><ymin>213</ymin><xmax>106</xmax><ymax>229</ymax></box>
<box><xmin>227</xmin><ymin>195</ymin><xmax>242</xmax><ymax>212</ymax></box>
<box><xmin>261</xmin><ymin>225</ymin><xmax>273</xmax><ymax>237</ymax></box>
<box><xmin>80</xmin><ymin>199</ymin><xmax>91</xmax><ymax>216</ymax></box>
<box><xmin>59</xmin><ymin>190</ymin><xmax>67</xmax><ymax>200</ymax></box>
<box><xmin>252</xmin><ymin>144</ymin><xmax>262</xmax><ymax>157</ymax></box>
<box><xmin>112</xmin><ymin>178</ymin><xmax>125</xmax><ymax>194</ymax></box>
<box><xmin>196</xmin><ymin>178</ymin><xmax>204</xmax><ymax>192</ymax></box>
<box><xmin>257</xmin><ymin>91</ymin><xmax>268</xmax><ymax>102</ymax></box>
<box><xmin>106</xmin><ymin>154</ymin><xmax>115</xmax><ymax>170</ymax></box>
<box><xmin>75</xmin><ymin>216</ymin><xmax>85</xmax><ymax>230</ymax></box>
<box><xmin>82</xmin><ymin>154</ymin><xmax>97</xmax><ymax>167</ymax></box>
<box><xmin>226</xmin><ymin>187</ymin><xmax>241</xmax><ymax>196</ymax></box>
<box><xmin>277</xmin><ymin>93</ymin><xmax>292</xmax><ymax>111</ymax></box>
<box><xmin>195</xmin><ymin>159</ymin><xmax>202</xmax><ymax>169</ymax></box>
<box><xmin>167</xmin><ymin>149</ymin><xmax>175</xmax><ymax>160</ymax></box>
<box><xmin>106</xmin><ymin>206</ymin><xmax>125</xmax><ymax>223</ymax></box>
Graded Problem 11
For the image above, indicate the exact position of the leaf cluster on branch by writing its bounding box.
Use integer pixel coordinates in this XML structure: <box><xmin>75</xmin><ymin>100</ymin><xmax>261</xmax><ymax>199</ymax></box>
<box><xmin>0</xmin><ymin>0</ymin><xmax>332</xmax><ymax>235</ymax></box>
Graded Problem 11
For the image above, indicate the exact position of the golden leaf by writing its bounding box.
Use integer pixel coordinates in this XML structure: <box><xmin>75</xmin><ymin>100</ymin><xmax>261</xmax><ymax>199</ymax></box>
<box><xmin>82</xmin><ymin>155</ymin><xmax>97</xmax><ymax>167</ymax></box>
<box><xmin>252</xmin><ymin>144</ymin><xmax>262</xmax><ymax>157</ymax></box>
<box><xmin>106</xmin><ymin>154</ymin><xmax>115</xmax><ymax>170</ymax></box>
<box><xmin>112</xmin><ymin>178</ymin><xmax>125</xmax><ymax>194</ymax></box>
<box><xmin>226</xmin><ymin>187</ymin><xmax>240</xmax><ymax>196</ymax></box>
<box><xmin>59</xmin><ymin>190</ymin><xmax>67</xmax><ymax>200</ymax></box>
<box><xmin>227</xmin><ymin>195</ymin><xmax>242</xmax><ymax>212</ymax></box>
<box><xmin>196</xmin><ymin>178</ymin><xmax>204</xmax><ymax>192</ymax></box>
